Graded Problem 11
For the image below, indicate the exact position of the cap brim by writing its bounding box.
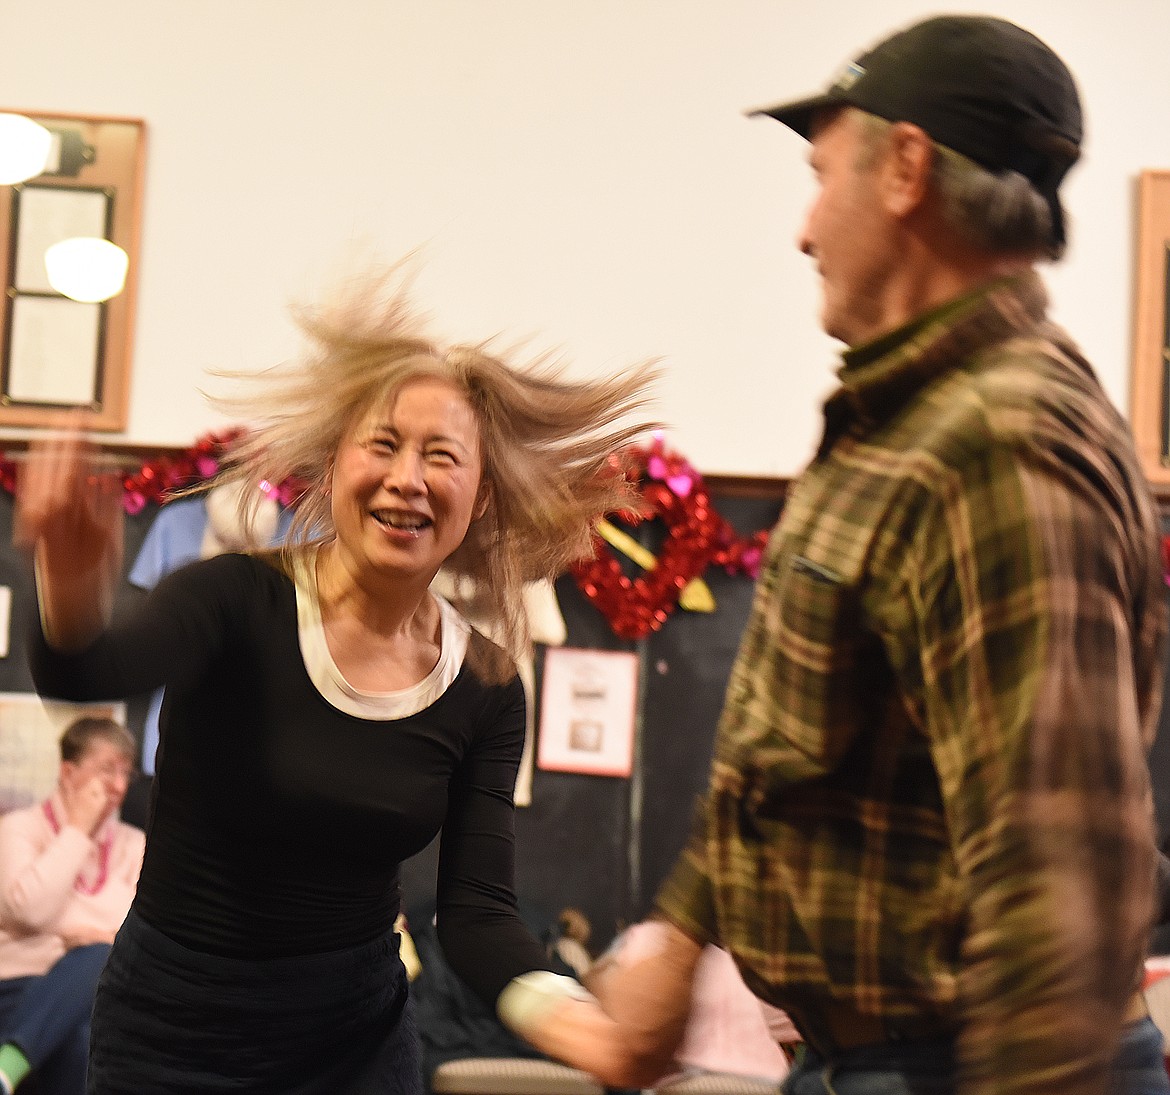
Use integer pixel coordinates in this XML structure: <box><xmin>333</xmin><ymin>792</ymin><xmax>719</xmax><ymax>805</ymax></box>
<box><xmin>747</xmin><ymin>92</ymin><xmax>838</xmax><ymax>139</ymax></box>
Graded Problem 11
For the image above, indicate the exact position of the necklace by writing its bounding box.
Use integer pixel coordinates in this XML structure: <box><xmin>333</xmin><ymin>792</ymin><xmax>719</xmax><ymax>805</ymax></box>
<box><xmin>42</xmin><ymin>800</ymin><xmax>112</xmax><ymax>895</ymax></box>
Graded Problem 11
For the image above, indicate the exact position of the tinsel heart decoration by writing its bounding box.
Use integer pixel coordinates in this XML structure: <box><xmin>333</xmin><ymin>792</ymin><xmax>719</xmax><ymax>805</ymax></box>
<box><xmin>571</xmin><ymin>439</ymin><xmax>724</xmax><ymax>639</ymax></box>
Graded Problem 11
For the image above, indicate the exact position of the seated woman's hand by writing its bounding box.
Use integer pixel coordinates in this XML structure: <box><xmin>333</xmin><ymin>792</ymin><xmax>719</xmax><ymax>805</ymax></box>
<box><xmin>60</xmin><ymin>924</ymin><xmax>116</xmax><ymax>949</ymax></box>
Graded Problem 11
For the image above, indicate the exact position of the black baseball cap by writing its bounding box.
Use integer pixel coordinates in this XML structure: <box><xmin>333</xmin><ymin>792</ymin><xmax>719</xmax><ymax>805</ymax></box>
<box><xmin>751</xmin><ymin>15</ymin><xmax>1083</xmax><ymax>248</ymax></box>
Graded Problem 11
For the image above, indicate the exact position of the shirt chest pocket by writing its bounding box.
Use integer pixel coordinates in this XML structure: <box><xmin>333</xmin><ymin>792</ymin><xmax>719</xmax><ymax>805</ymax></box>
<box><xmin>770</xmin><ymin>472</ymin><xmax>873</xmax><ymax>660</ymax></box>
<box><xmin>761</xmin><ymin>539</ymin><xmax>875</xmax><ymax>770</ymax></box>
<box><xmin>718</xmin><ymin>466</ymin><xmax>888</xmax><ymax>781</ymax></box>
<box><xmin>778</xmin><ymin>527</ymin><xmax>870</xmax><ymax>644</ymax></box>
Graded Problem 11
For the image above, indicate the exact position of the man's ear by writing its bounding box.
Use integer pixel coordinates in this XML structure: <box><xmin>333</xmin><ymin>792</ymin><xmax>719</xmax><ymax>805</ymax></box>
<box><xmin>879</xmin><ymin>121</ymin><xmax>934</xmax><ymax>218</ymax></box>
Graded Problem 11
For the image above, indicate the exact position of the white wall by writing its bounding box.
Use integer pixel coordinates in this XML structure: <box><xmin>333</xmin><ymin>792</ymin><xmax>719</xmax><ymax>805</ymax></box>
<box><xmin>2</xmin><ymin>1</ymin><xmax>1167</xmax><ymax>475</ymax></box>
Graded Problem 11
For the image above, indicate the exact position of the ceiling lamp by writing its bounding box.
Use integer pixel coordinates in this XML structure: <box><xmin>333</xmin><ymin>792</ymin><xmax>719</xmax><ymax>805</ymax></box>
<box><xmin>44</xmin><ymin>237</ymin><xmax>129</xmax><ymax>303</ymax></box>
<box><xmin>0</xmin><ymin>113</ymin><xmax>53</xmax><ymax>185</ymax></box>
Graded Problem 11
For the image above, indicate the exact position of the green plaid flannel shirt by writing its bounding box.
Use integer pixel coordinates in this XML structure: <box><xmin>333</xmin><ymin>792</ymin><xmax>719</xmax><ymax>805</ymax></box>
<box><xmin>655</xmin><ymin>273</ymin><xmax>1167</xmax><ymax>1095</ymax></box>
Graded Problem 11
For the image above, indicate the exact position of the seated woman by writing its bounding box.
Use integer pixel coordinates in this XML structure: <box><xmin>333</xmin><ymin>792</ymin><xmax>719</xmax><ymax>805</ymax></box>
<box><xmin>0</xmin><ymin>717</ymin><xmax>143</xmax><ymax>1094</ymax></box>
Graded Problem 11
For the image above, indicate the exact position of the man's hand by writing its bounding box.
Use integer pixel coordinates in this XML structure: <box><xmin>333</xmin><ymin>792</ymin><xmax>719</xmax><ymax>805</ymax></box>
<box><xmin>497</xmin><ymin>922</ymin><xmax>704</xmax><ymax>1089</ymax></box>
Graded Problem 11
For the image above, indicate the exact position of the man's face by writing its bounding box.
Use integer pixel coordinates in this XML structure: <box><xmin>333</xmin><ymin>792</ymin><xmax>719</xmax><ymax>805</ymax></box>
<box><xmin>798</xmin><ymin>108</ymin><xmax>901</xmax><ymax>346</ymax></box>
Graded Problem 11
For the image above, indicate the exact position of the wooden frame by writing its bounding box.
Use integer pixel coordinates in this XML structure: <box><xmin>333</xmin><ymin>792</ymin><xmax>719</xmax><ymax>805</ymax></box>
<box><xmin>1130</xmin><ymin>169</ymin><xmax>1170</xmax><ymax>490</ymax></box>
<box><xmin>0</xmin><ymin>111</ymin><xmax>145</xmax><ymax>431</ymax></box>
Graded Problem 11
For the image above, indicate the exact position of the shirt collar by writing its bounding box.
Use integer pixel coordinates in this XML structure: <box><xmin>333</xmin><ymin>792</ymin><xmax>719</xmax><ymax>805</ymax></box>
<box><xmin>816</xmin><ymin>273</ymin><xmax>1049</xmax><ymax>457</ymax></box>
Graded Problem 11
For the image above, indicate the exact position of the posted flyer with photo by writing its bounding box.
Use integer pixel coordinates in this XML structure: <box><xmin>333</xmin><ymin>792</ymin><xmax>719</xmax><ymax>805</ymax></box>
<box><xmin>537</xmin><ymin>647</ymin><xmax>638</xmax><ymax>777</ymax></box>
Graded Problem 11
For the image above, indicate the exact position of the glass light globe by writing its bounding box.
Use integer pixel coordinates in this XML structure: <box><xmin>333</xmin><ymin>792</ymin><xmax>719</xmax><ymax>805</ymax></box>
<box><xmin>0</xmin><ymin>114</ymin><xmax>52</xmax><ymax>185</ymax></box>
<box><xmin>44</xmin><ymin>237</ymin><xmax>129</xmax><ymax>303</ymax></box>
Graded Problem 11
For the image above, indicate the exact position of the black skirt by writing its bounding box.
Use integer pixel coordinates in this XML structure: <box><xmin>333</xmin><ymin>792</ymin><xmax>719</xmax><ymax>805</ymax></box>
<box><xmin>89</xmin><ymin>910</ymin><xmax>421</xmax><ymax>1095</ymax></box>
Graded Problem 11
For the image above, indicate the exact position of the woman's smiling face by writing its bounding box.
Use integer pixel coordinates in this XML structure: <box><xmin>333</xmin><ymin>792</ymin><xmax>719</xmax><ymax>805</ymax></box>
<box><xmin>329</xmin><ymin>376</ymin><xmax>486</xmax><ymax>585</ymax></box>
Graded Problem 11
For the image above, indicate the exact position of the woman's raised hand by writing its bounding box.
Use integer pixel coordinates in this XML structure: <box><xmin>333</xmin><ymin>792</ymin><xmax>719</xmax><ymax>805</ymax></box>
<box><xmin>13</xmin><ymin>420</ymin><xmax>125</xmax><ymax>649</ymax></box>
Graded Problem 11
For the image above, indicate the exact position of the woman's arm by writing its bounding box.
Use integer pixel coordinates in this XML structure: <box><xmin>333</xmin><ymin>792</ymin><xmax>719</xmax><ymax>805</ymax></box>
<box><xmin>433</xmin><ymin>676</ymin><xmax>551</xmax><ymax>1000</ymax></box>
<box><xmin>435</xmin><ymin>676</ymin><xmax>702</xmax><ymax>1087</ymax></box>
<box><xmin>0</xmin><ymin>810</ymin><xmax>90</xmax><ymax>932</ymax></box>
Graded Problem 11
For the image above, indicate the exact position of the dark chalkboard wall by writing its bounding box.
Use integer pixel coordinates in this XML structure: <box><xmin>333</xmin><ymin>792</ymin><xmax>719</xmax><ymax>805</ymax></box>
<box><xmin>2</xmin><ymin>486</ymin><xmax>1168</xmax><ymax>954</ymax></box>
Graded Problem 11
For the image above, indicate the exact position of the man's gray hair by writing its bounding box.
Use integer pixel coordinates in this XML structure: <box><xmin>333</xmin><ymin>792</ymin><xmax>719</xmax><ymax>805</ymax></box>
<box><xmin>856</xmin><ymin>112</ymin><xmax>1064</xmax><ymax>260</ymax></box>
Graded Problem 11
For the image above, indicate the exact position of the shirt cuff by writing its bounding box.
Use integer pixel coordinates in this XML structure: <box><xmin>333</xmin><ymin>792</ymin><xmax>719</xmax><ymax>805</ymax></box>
<box><xmin>496</xmin><ymin>971</ymin><xmax>593</xmax><ymax>1036</ymax></box>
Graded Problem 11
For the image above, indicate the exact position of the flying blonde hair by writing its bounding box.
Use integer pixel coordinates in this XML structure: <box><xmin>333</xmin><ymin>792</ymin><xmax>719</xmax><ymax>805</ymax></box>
<box><xmin>212</xmin><ymin>272</ymin><xmax>660</xmax><ymax>683</ymax></box>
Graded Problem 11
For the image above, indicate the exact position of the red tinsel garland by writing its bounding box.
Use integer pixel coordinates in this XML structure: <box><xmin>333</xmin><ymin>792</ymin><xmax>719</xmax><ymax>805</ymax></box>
<box><xmin>117</xmin><ymin>429</ymin><xmax>243</xmax><ymax>514</ymax></box>
<box><xmin>0</xmin><ymin>428</ymin><xmax>307</xmax><ymax>514</ymax></box>
<box><xmin>0</xmin><ymin>430</ymin><xmax>773</xmax><ymax>640</ymax></box>
<box><xmin>570</xmin><ymin>437</ymin><xmax>772</xmax><ymax>640</ymax></box>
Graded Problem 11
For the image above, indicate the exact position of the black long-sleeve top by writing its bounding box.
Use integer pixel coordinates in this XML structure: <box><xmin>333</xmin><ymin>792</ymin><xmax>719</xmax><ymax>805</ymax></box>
<box><xmin>29</xmin><ymin>551</ymin><xmax>550</xmax><ymax>1006</ymax></box>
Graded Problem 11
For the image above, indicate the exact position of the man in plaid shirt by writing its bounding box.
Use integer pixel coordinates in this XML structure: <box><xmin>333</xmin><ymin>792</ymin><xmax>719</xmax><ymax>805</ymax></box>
<box><xmin>501</xmin><ymin>14</ymin><xmax>1170</xmax><ymax>1095</ymax></box>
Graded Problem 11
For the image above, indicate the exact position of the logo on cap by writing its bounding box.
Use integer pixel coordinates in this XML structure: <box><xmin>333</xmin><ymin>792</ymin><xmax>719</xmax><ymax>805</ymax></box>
<box><xmin>832</xmin><ymin>61</ymin><xmax>865</xmax><ymax>92</ymax></box>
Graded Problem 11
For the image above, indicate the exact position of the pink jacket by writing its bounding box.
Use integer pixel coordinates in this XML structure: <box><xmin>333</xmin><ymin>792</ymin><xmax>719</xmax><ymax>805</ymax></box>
<box><xmin>0</xmin><ymin>792</ymin><xmax>144</xmax><ymax>979</ymax></box>
<box><xmin>676</xmin><ymin>943</ymin><xmax>794</xmax><ymax>1080</ymax></box>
